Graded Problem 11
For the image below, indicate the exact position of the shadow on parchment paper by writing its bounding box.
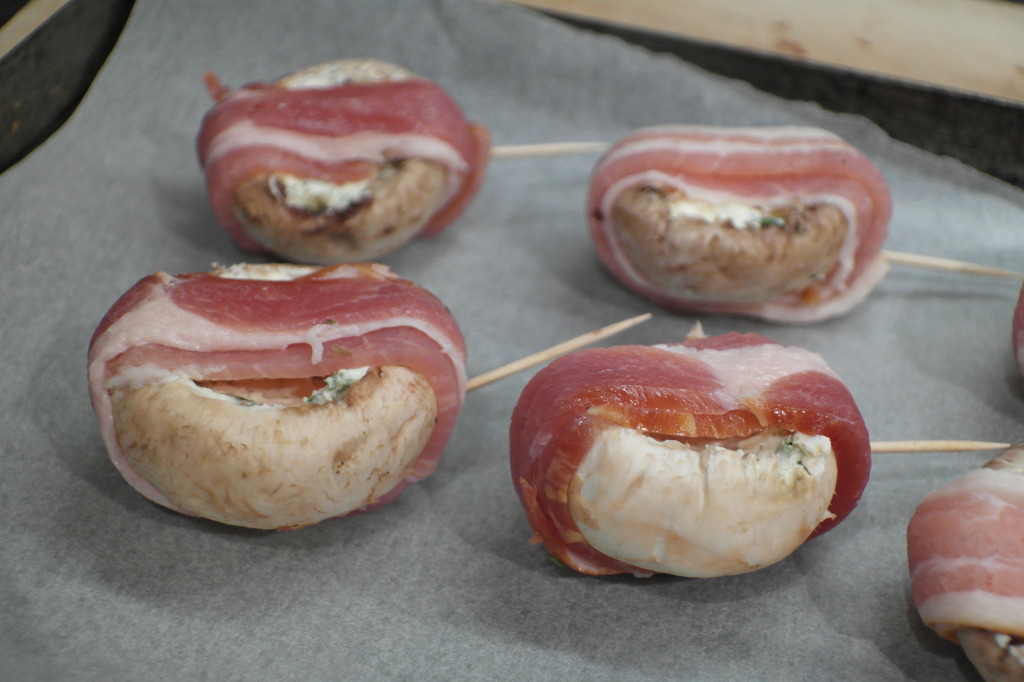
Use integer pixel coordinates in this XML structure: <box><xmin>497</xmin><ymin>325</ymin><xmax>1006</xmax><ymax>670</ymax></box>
<box><xmin>1004</xmin><ymin>353</ymin><xmax>1024</xmax><ymax>408</ymax></box>
<box><xmin>789</xmin><ymin>519</ymin><xmax>970</xmax><ymax>681</ymax></box>
<box><xmin>903</xmin><ymin>601</ymin><xmax>985</xmax><ymax>682</ymax></box>
<box><xmin>384</xmin><ymin>217</ymin><xmax>490</xmax><ymax>279</ymax></box>
<box><xmin>454</xmin><ymin>557</ymin><xmax>812</xmax><ymax>672</ymax></box>
<box><xmin>419</xmin><ymin>473</ymin><xmax>812</xmax><ymax>672</ymax></box>
<box><xmin>27</xmin><ymin>321</ymin><xmax>405</xmax><ymax>609</ymax></box>
<box><xmin>525</xmin><ymin>227</ymin><xmax>654</xmax><ymax>315</ymax></box>
<box><xmin>884</xmin><ymin>287</ymin><xmax>1024</xmax><ymax>427</ymax></box>
<box><xmin>476</xmin><ymin>158</ymin><xmax>648</xmax><ymax>312</ymax></box>
<box><xmin>148</xmin><ymin>173</ymin><xmax>249</xmax><ymax>260</ymax></box>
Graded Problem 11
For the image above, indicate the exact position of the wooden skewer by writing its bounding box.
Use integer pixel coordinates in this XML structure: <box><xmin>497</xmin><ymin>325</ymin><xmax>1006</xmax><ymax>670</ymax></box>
<box><xmin>883</xmin><ymin>250</ymin><xmax>1024</xmax><ymax>281</ymax></box>
<box><xmin>466</xmin><ymin>313</ymin><xmax>1012</xmax><ymax>452</ymax></box>
<box><xmin>466</xmin><ymin>312</ymin><xmax>652</xmax><ymax>391</ymax></box>
<box><xmin>871</xmin><ymin>440</ymin><xmax>1010</xmax><ymax>453</ymax></box>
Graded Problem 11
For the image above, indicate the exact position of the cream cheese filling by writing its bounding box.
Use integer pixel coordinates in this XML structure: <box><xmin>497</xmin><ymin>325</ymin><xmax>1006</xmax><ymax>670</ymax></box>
<box><xmin>276</xmin><ymin>59</ymin><xmax>415</xmax><ymax>89</ymax></box>
<box><xmin>212</xmin><ymin>262</ymin><xmax>319</xmax><ymax>281</ymax></box>
<box><xmin>269</xmin><ymin>173</ymin><xmax>374</xmax><ymax>215</ymax></box>
<box><xmin>668</xmin><ymin>198</ymin><xmax>777</xmax><ymax>230</ymax></box>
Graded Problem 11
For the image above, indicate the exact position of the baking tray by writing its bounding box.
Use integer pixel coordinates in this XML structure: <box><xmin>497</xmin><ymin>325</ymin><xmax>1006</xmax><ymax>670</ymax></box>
<box><xmin>2</xmin><ymin>1</ymin><xmax>1023</xmax><ymax>679</ymax></box>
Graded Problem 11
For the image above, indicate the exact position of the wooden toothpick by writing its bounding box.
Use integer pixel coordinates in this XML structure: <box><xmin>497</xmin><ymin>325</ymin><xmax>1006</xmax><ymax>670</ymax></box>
<box><xmin>466</xmin><ymin>313</ymin><xmax>652</xmax><ymax>391</ymax></box>
<box><xmin>871</xmin><ymin>440</ymin><xmax>1010</xmax><ymax>453</ymax></box>
<box><xmin>883</xmin><ymin>250</ymin><xmax>1024</xmax><ymax>281</ymax></box>
<box><xmin>465</xmin><ymin>311</ymin><xmax>1012</xmax><ymax>455</ymax></box>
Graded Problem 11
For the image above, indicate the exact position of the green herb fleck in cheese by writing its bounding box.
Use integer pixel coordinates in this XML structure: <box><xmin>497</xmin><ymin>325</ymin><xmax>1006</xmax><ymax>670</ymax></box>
<box><xmin>306</xmin><ymin>367</ymin><xmax>370</xmax><ymax>405</ymax></box>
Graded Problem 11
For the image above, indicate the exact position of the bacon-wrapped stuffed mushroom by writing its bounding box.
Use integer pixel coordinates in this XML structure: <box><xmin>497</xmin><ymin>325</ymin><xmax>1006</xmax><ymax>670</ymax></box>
<box><xmin>907</xmin><ymin>445</ymin><xmax>1024</xmax><ymax>681</ymax></box>
<box><xmin>587</xmin><ymin>126</ymin><xmax>892</xmax><ymax>322</ymax></box>
<box><xmin>509</xmin><ymin>330</ymin><xmax>871</xmax><ymax>577</ymax></box>
<box><xmin>87</xmin><ymin>263</ymin><xmax>466</xmax><ymax>530</ymax></box>
<box><xmin>197</xmin><ymin>59</ymin><xmax>491</xmax><ymax>264</ymax></box>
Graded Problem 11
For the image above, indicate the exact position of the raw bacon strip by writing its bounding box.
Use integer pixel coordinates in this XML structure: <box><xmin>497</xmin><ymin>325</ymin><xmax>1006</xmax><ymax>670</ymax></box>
<box><xmin>1013</xmin><ymin>283</ymin><xmax>1024</xmax><ymax>378</ymax></box>
<box><xmin>587</xmin><ymin>126</ymin><xmax>892</xmax><ymax>322</ymax></box>
<box><xmin>509</xmin><ymin>331</ymin><xmax>870</xmax><ymax>576</ymax></box>
<box><xmin>196</xmin><ymin>60</ymin><xmax>490</xmax><ymax>263</ymax></box>
<box><xmin>907</xmin><ymin>445</ymin><xmax>1024</xmax><ymax>678</ymax></box>
<box><xmin>88</xmin><ymin>263</ymin><xmax>466</xmax><ymax>529</ymax></box>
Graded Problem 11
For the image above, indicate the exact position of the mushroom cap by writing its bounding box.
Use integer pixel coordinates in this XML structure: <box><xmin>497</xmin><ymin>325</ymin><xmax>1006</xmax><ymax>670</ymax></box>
<box><xmin>610</xmin><ymin>185</ymin><xmax>849</xmax><ymax>303</ymax></box>
<box><xmin>110</xmin><ymin>365</ymin><xmax>437</xmax><ymax>529</ymax></box>
<box><xmin>957</xmin><ymin>628</ymin><xmax>1024</xmax><ymax>682</ymax></box>
<box><xmin>568</xmin><ymin>427</ymin><xmax>838</xmax><ymax>577</ymax></box>
<box><xmin>234</xmin><ymin>158</ymin><xmax>450</xmax><ymax>264</ymax></box>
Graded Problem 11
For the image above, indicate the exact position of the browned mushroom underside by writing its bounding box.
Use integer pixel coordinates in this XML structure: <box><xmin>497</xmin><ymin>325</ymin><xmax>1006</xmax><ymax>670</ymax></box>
<box><xmin>610</xmin><ymin>185</ymin><xmax>849</xmax><ymax>303</ymax></box>
<box><xmin>958</xmin><ymin>628</ymin><xmax>1024</xmax><ymax>682</ymax></box>
<box><xmin>234</xmin><ymin>158</ymin><xmax>449</xmax><ymax>264</ymax></box>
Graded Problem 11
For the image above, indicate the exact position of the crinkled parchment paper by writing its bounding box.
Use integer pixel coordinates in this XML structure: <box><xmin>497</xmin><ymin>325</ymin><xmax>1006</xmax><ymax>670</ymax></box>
<box><xmin>2</xmin><ymin>1</ymin><xmax>1023</xmax><ymax>679</ymax></box>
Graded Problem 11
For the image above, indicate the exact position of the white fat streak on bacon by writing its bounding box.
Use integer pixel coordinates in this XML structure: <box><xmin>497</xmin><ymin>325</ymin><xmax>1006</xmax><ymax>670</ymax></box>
<box><xmin>204</xmin><ymin>119</ymin><xmax>467</xmax><ymax>201</ymax></box>
<box><xmin>920</xmin><ymin>464</ymin><xmax>1024</xmax><ymax>506</ymax></box>
<box><xmin>751</xmin><ymin>256</ymin><xmax>888</xmax><ymax>323</ymax></box>
<box><xmin>655</xmin><ymin>340</ymin><xmax>839</xmax><ymax>409</ymax></box>
<box><xmin>595</xmin><ymin>127</ymin><xmax>851</xmax><ymax>179</ymax></box>
<box><xmin>598</xmin><ymin>125</ymin><xmax>847</xmax><ymax>162</ymax></box>
<box><xmin>911</xmin><ymin>467</ymin><xmax>1024</xmax><ymax>639</ymax></box>
<box><xmin>593</xmin><ymin>126</ymin><xmax>882</xmax><ymax>322</ymax></box>
<box><xmin>87</xmin><ymin>265</ymin><xmax>467</xmax><ymax>512</ymax></box>
<box><xmin>918</xmin><ymin>593</ymin><xmax>1024</xmax><ymax>641</ymax></box>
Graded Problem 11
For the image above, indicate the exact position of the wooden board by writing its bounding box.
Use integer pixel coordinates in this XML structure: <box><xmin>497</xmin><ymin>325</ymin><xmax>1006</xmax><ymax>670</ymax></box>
<box><xmin>505</xmin><ymin>0</ymin><xmax>1024</xmax><ymax>104</ymax></box>
<box><xmin>0</xmin><ymin>0</ymin><xmax>74</xmax><ymax>56</ymax></box>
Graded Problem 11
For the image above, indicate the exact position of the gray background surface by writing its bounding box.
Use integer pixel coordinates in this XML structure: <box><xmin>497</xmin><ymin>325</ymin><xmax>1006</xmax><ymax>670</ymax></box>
<box><xmin>2</xmin><ymin>1</ymin><xmax>1023</xmax><ymax>679</ymax></box>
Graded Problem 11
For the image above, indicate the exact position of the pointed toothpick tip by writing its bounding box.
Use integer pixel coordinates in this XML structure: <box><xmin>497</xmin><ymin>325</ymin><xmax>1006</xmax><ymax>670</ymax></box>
<box><xmin>884</xmin><ymin>250</ymin><xmax>1024</xmax><ymax>280</ymax></box>
<box><xmin>466</xmin><ymin>312</ymin><xmax>652</xmax><ymax>392</ymax></box>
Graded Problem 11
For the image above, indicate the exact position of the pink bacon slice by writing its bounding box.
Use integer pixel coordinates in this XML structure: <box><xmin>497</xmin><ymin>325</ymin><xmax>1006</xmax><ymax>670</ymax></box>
<box><xmin>587</xmin><ymin>125</ymin><xmax>892</xmax><ymax>323</ymax></box>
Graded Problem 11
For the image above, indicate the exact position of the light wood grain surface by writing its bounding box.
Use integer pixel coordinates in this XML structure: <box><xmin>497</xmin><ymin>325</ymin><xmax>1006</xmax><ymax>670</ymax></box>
<box><xmin>0</xmin><ymin>0</ymin><xmax>74</xmax><ymax>56</ymax></box>
<box><xmin>505</xmin><ymin>0</ymin><xmax>1024</xmax><ymax>104</ymax></box>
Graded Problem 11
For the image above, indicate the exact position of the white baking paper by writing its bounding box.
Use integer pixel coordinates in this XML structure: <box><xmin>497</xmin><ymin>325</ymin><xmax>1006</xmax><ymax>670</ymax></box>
<box><xmin>2</xmin><ymin>1</ymin><xmax>1023</xmax><ymax>679</ymax></box>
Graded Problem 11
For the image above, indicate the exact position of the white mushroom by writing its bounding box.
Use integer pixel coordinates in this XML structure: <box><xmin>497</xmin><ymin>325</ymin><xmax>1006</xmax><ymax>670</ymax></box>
<box><xmin>568</xmin><ymin>426</ymin><xmax>838</xmax><ymax>577</ymax></box>
<box><xmin>109</xmin><ymin>364</ymin><xmax>438</xmax><ymax>530</ymax></box>
<box><xmin>957</xmin><ymin>629</ymin><xmax>1024</xmax><ymax>682</ymax></box>
<box><xmin>610</xmin><ymin>184</ymin><xmax>850</xmax><ymax>303</ymax></box>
